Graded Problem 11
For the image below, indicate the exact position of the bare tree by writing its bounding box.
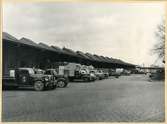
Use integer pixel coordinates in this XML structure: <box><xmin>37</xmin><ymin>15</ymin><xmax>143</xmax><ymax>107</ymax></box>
<box><xmin>153</xmin><ymin>21</ymin><xmax>165</xmax><ymax>62</ymax></box>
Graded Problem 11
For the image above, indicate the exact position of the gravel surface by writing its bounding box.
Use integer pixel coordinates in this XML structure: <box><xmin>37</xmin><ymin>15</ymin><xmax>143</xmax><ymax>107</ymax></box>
<box><xmin>2</xmin><ymin>74</ymin><xmax>165</xmax><ymax>122</ymax></box>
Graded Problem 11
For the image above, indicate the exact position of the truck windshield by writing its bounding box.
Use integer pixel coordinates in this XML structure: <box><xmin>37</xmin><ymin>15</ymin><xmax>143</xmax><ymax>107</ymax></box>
<box><xmin>90</xmin><ymin>71</ymin><xmax>95</xmax><ymax>74</ymax></box>
<box><xmin>28</xmin><ymin>69</ymin><xmax>35</xmax><ymax>74</ymax></box>
<box><xmin>52</xmin><ymin>70</ymin><xmax>57</xmax><ymax>75</ymax></box>
<box><xmin>35</xmin><ymin>70</ymin><xmax>44</xmax><ymax>74</ymax></box>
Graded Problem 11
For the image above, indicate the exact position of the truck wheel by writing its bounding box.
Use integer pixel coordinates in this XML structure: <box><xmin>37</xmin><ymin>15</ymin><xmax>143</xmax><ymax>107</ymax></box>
<box><xmin>34</xmin><ymin>81</ymin><xmax>44</xmax><ymax>91</ymax></box>
<box><xmin>57</xmin><ymin>79</ymin><xmax>67</xmax><ymax>88</ymax></box>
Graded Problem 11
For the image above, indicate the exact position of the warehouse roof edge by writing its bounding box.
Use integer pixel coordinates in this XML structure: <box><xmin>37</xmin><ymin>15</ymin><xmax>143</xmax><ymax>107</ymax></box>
<box><xmin>2</xmin><ymin>32</ymin><xmax>136</xmax><ymax>68</ymax></box>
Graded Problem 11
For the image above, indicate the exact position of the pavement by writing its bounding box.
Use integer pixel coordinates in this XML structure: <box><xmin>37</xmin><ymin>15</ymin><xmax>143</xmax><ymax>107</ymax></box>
<box><xmin>2</xmin><ymin>74</ymin><xmax>165</xmax><ymax>122</ymax></box>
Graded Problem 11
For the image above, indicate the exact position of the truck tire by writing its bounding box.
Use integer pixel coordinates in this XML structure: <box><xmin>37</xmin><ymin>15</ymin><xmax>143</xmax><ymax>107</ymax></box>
<box><xmin>57</xmin><ymin>79</ymin><xmax>67</xmax><ymax>88</ymax></box>
<box><xmin>34</xmin><ymin>81</ymin><xmax>44</xmax><ymax>91</ymax></box>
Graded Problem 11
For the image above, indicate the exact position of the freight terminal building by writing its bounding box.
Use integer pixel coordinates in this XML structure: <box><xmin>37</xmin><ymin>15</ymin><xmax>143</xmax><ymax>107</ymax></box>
<box><xmin>2</xmin><ymin>32</ymin><xmax>135</xmax><ymax>76</ymax></box>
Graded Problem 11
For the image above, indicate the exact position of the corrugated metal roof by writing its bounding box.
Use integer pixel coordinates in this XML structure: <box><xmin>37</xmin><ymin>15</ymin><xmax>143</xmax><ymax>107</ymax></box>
<box><xmin>84</xmin><ymin>53</ymin><xmax>96</xmax><ymax>61</ymax></box>
<box><xmin>3</xmin><ymin>32</ymin><xmax>18</xmax><ymax>41</ymax></box>
<box><xmin>93</xmin><ymin>54</ymin><xmax>106</xmax><ymax>62</ymax></box>
<box><xmin>62</xmin><ymin>47</ymin><xmax>79</xmax><ymax>57</ymax></box>
<box><xmin>122</xmin><ymin>61</ymin><xmax>134</xmax><ymax>66</ymax></box>
<box><xmin>85</xmin><ymin>53</ymin><xmax>101</xmax><ymax>62</ymax></box>
<box><xmin>3</xmin><ymin>32</ymin><xmax>135</xmax><ymax>67</ymax></box>
<box><xmin>112</xmin><ymin>58</ymin><xmax>135</xmax><ymax>67</ymax></box>
<box><xmin>3</xmin><ymin>33</ymin><xmax>43</xmax><ymax>50</ymax></box>
<box><xmin>76</xmin><ymin>51</ymin><xmax>92</xmax><ymax>60</ymax></box>
<box><xmin>19</xmin><ymin>37</ymin><xmax>41</xmax><ymax>49</ymax></box>
<box><xmin>104</xmin><ymin>57</ymin><xmax>115</xmax><ymax>63</ymax></box>
<box><xmin>113</xmin><ymin>59</ymin><xmax>125</xmax><ymax>65</ymax></box>
<box><xmin>51</xmin><ymin>46</ymin><xmax>66</xmax><ymax>54</ymax></box>
<box><xmin>109</xmin><ymin>57</ymin><xmax>135</xmax><ymax>67</ymax></box>
<box><xmin>38</xmin><ymin>43</ymin><xmax>56</xmax><ymax>52</ymax></box>
<box><xmin>105</xmin><ymin>57</ymin><xmax>116</xmax><ymax>63</ymax></box>
<box><xmin>100</xmin><ymin>56</ymin><xmax>112</xmax><ymax>63</ymax></box>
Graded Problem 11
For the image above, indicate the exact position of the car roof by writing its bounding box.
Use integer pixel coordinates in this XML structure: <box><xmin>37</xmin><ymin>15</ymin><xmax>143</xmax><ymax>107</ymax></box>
<box><xmin>19</xmin><ymin>68</ymin><xmax>33</xmax><ymax>70</ymax></box>
<box><xmin>34</xmin><ymin>68</ymin><xmax>44</xmax><ymax>70</ymax></box>
<box><xmin>18</xmin><ymin>68</ymin><xmax>35</xmax><ymax>72</ymax></box>
<box><xmin>46</xmin><ymin>69</ymin><xmax>56</xmax><ymax>71</ymax></box>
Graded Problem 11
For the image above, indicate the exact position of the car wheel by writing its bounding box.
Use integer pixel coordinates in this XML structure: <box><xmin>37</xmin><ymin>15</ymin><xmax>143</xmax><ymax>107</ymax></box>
<box><xmin>57</xmin><ymin>79</ymin><xmax>67</xmax><ymax>88</ymax></box>
<box><xmin>34</xmin><ymin>81</ymin><xmax>44</xmax><ymax>91</ymax></box>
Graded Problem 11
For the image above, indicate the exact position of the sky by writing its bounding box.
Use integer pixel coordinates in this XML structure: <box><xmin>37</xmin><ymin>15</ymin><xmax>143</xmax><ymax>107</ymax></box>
<box><xmin>3</xmin><ymin>1</ymin><xmax>166</xmax><ymax>66</ymax></box>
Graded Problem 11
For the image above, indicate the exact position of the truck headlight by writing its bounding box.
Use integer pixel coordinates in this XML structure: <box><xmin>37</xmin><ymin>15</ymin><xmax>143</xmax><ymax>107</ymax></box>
<box><xmin>45</xmin><ymin>77</ymin><xmax>49</xmax><ymax>81</ymax></box>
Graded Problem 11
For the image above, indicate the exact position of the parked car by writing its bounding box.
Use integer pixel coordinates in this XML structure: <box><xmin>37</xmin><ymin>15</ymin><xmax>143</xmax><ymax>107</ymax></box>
<box><xmin>96</xmin><ymin>70</ymin><xmax>105</xmax><ymax>80</ymax></box>
<box><xmin>110</xmin><ymin>72</ymin><xmax>121</xmax><ymax>78</ymax></box>
<box><xmin>149</xmin><ymin>69</ymin><xmax>165</xmax><ymax>81</ymax></box>
<box><xmin>3</xmin><ymin>68</ymin><xmax>56</xmax><ymax>91</ymax></box>
<box><xmin>90</xmin><ymin>70</ymin><xmax>97</xmax><ymax>81</ymax></box>
<box><xmin>110</xmin><ymin>71</ymin><xmax>121</xmax><ymax>78</ymax></box>
<box><xmin>121</xmin><ymin>70</ymin><xmax>131</xmax><ymax>76</ymax></box>
<box><xmin>131</xmin><ymin>69</ymin><xmax>146</xmax><ymax>74</ymax></box>
<box><xmin>45</xmin><ymin>69</ymin><xmax>69</xmax><ymax>88</ymax></box>
<box><xmin>103</xmin><ymin>71</ymin><xmax>109</xmax><ymax>78</ymax></box>
<box><xmin>108</xmin><ymin>69</ymin><xmax>115</xmax><ymax>76</ymax></box>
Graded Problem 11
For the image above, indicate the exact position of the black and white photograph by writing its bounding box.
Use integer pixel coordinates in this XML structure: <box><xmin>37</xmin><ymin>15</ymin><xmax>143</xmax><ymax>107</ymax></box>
<box><xmin>2</xmin><ymin>0</ymin><xmax>166</xmax><ymax>122</ymax></box>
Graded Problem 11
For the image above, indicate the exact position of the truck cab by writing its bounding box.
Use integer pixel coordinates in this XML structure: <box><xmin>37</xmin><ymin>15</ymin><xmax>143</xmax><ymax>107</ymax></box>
<box><xmin>95</xmin><ymin>70</ymin><xmax>105</xmax><ymax>80</ymax></box>
<box><xmin>63</xmin><ymin>63</ymin><xmax>96</xmax><ymax>82</ymax></box>
<box><xmin>45</xmin><ymin>69</ymin><xmax>69</xmax><ymax>88</ymax></box>
<box><xmin>73</xmin><ymin>68</ymin><xmax>96</xmax><ymax>82</ymax></box>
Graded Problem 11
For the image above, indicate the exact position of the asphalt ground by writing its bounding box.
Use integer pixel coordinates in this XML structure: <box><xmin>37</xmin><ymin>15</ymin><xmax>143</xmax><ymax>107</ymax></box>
<box><xmin>2</xmin><ymin>74</ymin><xmax>165</xmax><ymax>122</ymax></box>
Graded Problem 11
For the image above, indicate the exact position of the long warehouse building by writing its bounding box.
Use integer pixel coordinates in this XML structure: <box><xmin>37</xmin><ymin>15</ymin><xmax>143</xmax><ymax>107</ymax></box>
<box><xmin>2</xmin><ymin>32</ymin><xmax>135</xmax><ymax>76</ymax></box>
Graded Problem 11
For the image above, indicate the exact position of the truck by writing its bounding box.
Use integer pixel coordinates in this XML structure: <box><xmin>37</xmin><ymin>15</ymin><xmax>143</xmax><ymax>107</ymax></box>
<box><xmin>45</xmin><ymin>69</ymin><xmax>69</xmax><ymax>88</ymax></box>
<box><xmin>101</xmin><ymin>69</ymin><xmax>109</xmax><ymax>78</ymax></box>
<box><xmin>94</xmin><ymin>70</ymin><xmax>105</xmax><ymax>80</ymax></box>
<box><xmin>149</xmin><ymin>68</ymin><xmax>165</xmax><ymax>81</ymax></box>
<box><xmin>121</xmin><ymin>69</ymin><xmax>131</xmax><ymax>76</ymax></box>
<box><xmin>64</xmin><ymin>63</ymin><xmax>96</xmax><ymax>82</ymax></box>
<box><xmin>109</xmin><ymin>68</ymin><xmax>123</xmax><ymax>78</ymax></box>
<box><xmin>2</xmin><ymin>68</ymin><xmax>57</xmax><ymax>91</ymax></box>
